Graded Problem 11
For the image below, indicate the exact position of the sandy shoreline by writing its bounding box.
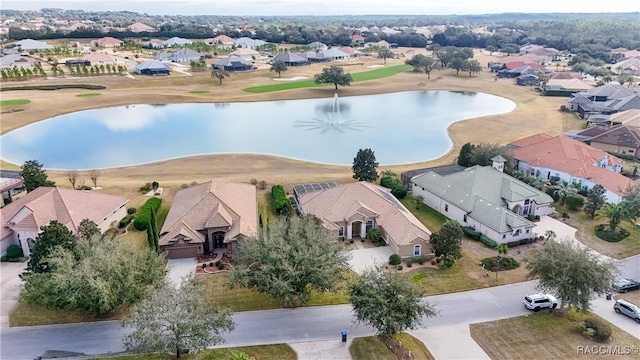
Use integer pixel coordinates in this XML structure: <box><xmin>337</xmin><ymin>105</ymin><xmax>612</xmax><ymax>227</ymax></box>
<box><xmin>0</xmin><ymin>50</ymin><xmax>576</xmax><ymax>194</ymax></box>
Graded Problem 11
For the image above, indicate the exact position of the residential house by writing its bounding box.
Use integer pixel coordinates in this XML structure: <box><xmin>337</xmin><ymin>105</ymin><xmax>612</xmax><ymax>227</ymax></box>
<box><xmin>401</xmin><ymin>164</ymin><xmax>467</xmax><ymax>190</ymax></box>
<box><xmin>79</xmin><ymin>52</ymin><xmax>115</xmax><ymax>65</ymax></box>
<box><xmin>543</xmin><ymin>78</ymin><xmax>593</xmax><ymax>95</ymax></box>
<box><xmin>609</xmin><ymin>56</ymin><xmax>640</xmax><ymax>76</ymax></box>
<box><xmin>516</xmin><ymin>74</ymin><xmax>539</xmax><ymax>86</ymax></box>
<box><xmin>213</xmin><ymin>55</ymin><xmax>254</xmax><ymax>71</ymax></box>
<box><xmin>234</xmin><ymin>37</ymin><xmax>266</xmax><ymax>49</ymax></box>
<box><xmin>586</xmin><ymin>109</ymin><xmax>640</xmax><ymax>127</ymax></box>
<box><xmin>610</xmin><ymin>48</ymin><xmax>640</xmax><ymax>63</ymax></box>
<box><xmin>143</xmin><ymin>41</ymin><xmax>162</xmax><ymax>49</ymax></box>
<box><xmin>272</xmin><ymin>52</ymin><xmax>309</xmax><ymax>66</ymax></box>
<box><xmin>0</xmin><ymin>187</ymin><xmax>127</xmax><ymax>257</ymax></box>
<box><xmin>366</xmin><ymin>40</ymin><xmax>391</xmax><ymax>49</ymax></box>
<box><xmin>229</xmin><ymin>48</ymin><xmax>259</xmax><ymax>60</ymax></box>
<box><xmin>134</xmin><ymin>60</ymin><xmax>170</xmax><ymax>76</ymax></box>
<box><xmin>337</xmin><ymin>47</ymin><xmax>362</xmax><ymax>57</ymax></box>
<box><xmin>294</xmin><ymin>181</ymin><xmax>432</xmax><ymax>258</ymax></box>
<box><xmin>508</xmin><ymin>133</ymin><xmax>634</xmax><ymax>203</ymax></box>
<box><xmin>154</xmin><ymin>51</ymin><xmax>172</xmax><ymax>61</ymax></box>
<box><xmin>308</xmin><ymin>41</ymin><xmax>329</xmax><ymax>51</ymax></box>
<box><xmin>127</xmin><ymin>22</ymin><xmax>155</xmax><ymax>33</ymax></box>
<box><xmin>0</xmin><ymin>170</ymin><xmax>24</xmax><ymax>206</ymax></box>
<box><xmin>499</xmin><ymin>63</ymin><xmax>544</xmax><ymax>78</ymax></box>
<box><xmin>320</xmin><ymin>48</ymin><xmax>350</xmax><ymax>61</ymax></box>
<box><xmin>0</xmin><ymin>48</ymin><xmax>19</xmax><ymax>57</ymax></box>
<box><xmin>350</xmin><ymin>34</ymin><xmax>365</xmax><ymax>47</ymax></box>
<box><xmin>169</xmin><ymin>48</ymin><xmax>203</xmax><ymax>63</ymax></box>
<box><xmin>162</xmin><ymin>37</ymin><xmax>193</xmax><ymax>47</ymax></box>
<box><xmin>411</xmin><ymin>161</ymin><xmax>554</xmax><ymax>245</ymax></box>
<box><xmin>0</xmin><ymin>54</ymin><xmax>38</xmax><ymax>69</ymax></box>
<box><xmin>93</xmin><ymin>37</ymin><xmax>123</xmax><ymax>48</ymax></box>
<box><xmin>15</xmin><ymin>38</ymin><xmax>53</xmax><ymax>51</ymax></box>
<box><xmin>206</xmin><ymin>35</ymin><xmax>235</xmax><ymax>47</ymax></box>
<box><xmin>158</xmin><ymin>181</ymin><xmax>257</xmax><ymax>259</ymax></box>
<box><xmin>567</xmin><ymin>83</ymin><xmax>640</xmax><ymax>118</ymax></box>
<box><xmin>574</xmin><ymin>125</ymin><xmax>640</xmax><ymax>159</ymax></box>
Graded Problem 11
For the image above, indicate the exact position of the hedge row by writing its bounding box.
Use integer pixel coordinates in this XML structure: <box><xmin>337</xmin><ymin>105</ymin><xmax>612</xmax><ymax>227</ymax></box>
<box><xmin>133</xmin><ymin>197</ymin><xmax>162</xmax><ymax>231</ymax></box>
<box><xmin>462</xmin><ymin>227</ymin><xmax>498</xmax><ymax>248</ymax></box>
<box><xmin>1</xmin><ymin>84</ymin><xmax>106</xmax><ymax>91</ymax></box>
<box><xmin>380</xmin><ymin>176</ymin><xmax>407</xmax><ymax>199</ymax></box>
<box><xmin>271</xmin><ymin>185</ymin><xmax>288</xmax><ymax>215</ymax></box>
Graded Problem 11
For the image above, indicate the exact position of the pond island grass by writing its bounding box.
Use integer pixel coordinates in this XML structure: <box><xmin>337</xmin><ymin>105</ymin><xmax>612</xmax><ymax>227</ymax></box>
<box><xmin>244</xmin><ymin>64</ymin><xmax>411</xmax><ymax>93</ymax></box>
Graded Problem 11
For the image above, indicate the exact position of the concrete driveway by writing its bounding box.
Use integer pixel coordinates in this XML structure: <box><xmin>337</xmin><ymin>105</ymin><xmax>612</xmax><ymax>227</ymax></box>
<box><xmin>348</xmin><ymin>247</ymin><xmax>394</xmax><ymax>275</ymax></box>
<box><xmin>165</xmin><ymin>258</ymin><xmax>196</xmax><ymax>285</ymax></box>
<box><xmin>535</xmin><ymin>216</ymin><xmax>613</xmax><ymax>262</ymax></box>
<box><xmin>0</xmin><ymin>261</ymin><xmax>27</xmax><ymax>328</ymax></box>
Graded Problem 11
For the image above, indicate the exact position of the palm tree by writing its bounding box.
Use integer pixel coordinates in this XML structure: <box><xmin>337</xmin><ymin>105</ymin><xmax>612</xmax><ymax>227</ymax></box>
<box><xmin>554</xmin><ymin>182</ymin><xmax>578</xmax><ymax>205</ymax></box>
<box><xmin>598</xmin><ymin>203</ymin><xmax>626</xmax><ymax>232</ymax></box>
<box><xmin>211</xmin><ymin>68</ymin><xmax>230</xmax><ymax>85</ymax></box>
<box><xmin>496</xmin><ymin>244</ymin><xmax>508</xmax><ymax>281</ymax></box>
<box><xmin>413</xmin><ymin>194</ymin><xmax>425</xmax><ymax>209</ymax></box>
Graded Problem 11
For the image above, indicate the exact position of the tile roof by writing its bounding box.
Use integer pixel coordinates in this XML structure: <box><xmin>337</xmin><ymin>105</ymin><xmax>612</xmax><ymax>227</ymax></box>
<box><xmin>0</xmin><ymin>187</ymin><xmax>127</xmax><ymax>239</ymax></box>
<box><xmin>545</xmin><ymin>78</ymin><xmax>593</xmax><ymax>91</ymax></box>
<box><xmin>297</xmin><ymin>181</ymin><xmax>431</xmax><ymax>246</ymax></box>
<box><xmin>615</xmin><ymin>109</ymin><xmax>640</xmax><ymax>127</ymax></box>
<box><xmin>95</xmin><ymin>37</ymin><xmax>123</xmax><ymax>46</ymax></box>
<box><xmin>272</xmin><ymin>52</ymin><xmax>307</xmax><ymax>63</ymax></box>
<box><xmin>211</xmin><ymin>35</ymin><xmax>235</xmax><ymax>44</ymax></box>
<box><xmin>509</xmin><ymin>134</ymin><xmax>634</xmax><ymax>195</ymax></box>
<box><xmin>127</xmin><ymin>22</ymin><xmax>155</xmax><ymax>32</ymax></box>
<box><xmin>412</xmin><ymin>166</ymin><xmax>550</xmax><ymax>233</ymax></box>
<box><xmin>80</xmin><ymin>53</ymin><xmax>115</xmax><ymax>63</ymax></box>
<box><xmin>159</xmin><ymin>181</ymin><xmax>257</xmax><ymax>246</ymax></box>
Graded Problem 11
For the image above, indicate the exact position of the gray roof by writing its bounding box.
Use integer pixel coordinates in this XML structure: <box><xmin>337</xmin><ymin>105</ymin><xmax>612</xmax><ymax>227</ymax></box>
<box><xmin>215</xmin><ymin>55</ymin><xmax>253</xmax><ymax>67</ymax></box>
<box><xmin>319</xmin><ymin>48</ymin><xmax>349</xmax><ymax>59</ymax></box>
<box><xmin>134</xmin><ymin>60</ymin><xmax>170</xmax><ymax>72</ymax></box>
<box><xmin>576</xmin><ymin>83</ymin><xmax>637</xmax><ymax>100</ymax></box>
<box><xmin>171</xmin><ymin>48</ymin><xmax>202</xmax><ymax>59</ymax></box>
<box><xmin>234</xmin><ymin>37</ymin><xmax>266</xmax><ymax>48</ymax></box>
<box><xmin>162</xmin><ymin>37</ymin><xmax>193</xmax><ymax>46</ymax></box>
<box><xmin>0</xmin><ymin>54</ymin><xmax>36</xmax><ymax>68</ymax></box>
<box><xmin>16</xmin><ymin>38</ymin><xmax>54</xmax><ymax>50</ymax></box>
<box><xmin>272</xmin><ymin>52</ymin><xmax>307</xmax><ymax>63</ymax></box>
<box><xmin>412</xmin><ymin>166</ymin><xmax>552</xmax><ymax>233</ymax></box>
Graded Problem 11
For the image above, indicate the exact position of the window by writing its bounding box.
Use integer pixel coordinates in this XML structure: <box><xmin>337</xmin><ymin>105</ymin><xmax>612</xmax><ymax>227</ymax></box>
<box><xmin>338</xmin><ymin>227</ymin><xmax>344</xmax><ymax>237</ymax></box>
<box><xmin>502</xmin><ymin>234</ymin><xmax>506</xmax><ymax>239</ymax></box>
<box><xmin>413</xmin><ymin>245</ymin><xmax>421</xmax><ymax>256</ymax></box>
<box><xmin>514</xmin><ymin>229</ymin><xmax>521</xmax><ymax>236</ymax></box>
<box><xmin>366</xmin><ymin>220</ymin><xmax>373</xmax><ymax>232</ymax></box>
<box><xmin>444</xmin><ymin>204</ymin><xmax>448</xmax><ymax>212</ymax></box>
<box><xmin>463</xmin><ymin>214</ymin><xmax>467</xmax><ymax>223</ymax></box>
<box><xmin>526</xmin><ymin>229</ymin><xmax>530</xmax><ymax>233</ymax></box>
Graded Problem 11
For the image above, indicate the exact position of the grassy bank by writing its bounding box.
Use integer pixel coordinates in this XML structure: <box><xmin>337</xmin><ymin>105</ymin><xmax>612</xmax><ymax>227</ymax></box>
<box><xmin>244</xmin><ymin>64</ymin><xmax>411</xmax><ymax>93</ymax></box>
<box><xmin>0</xmin><ymin>99</ymin><xmax>30</xmax><ymax>106</ymax></box>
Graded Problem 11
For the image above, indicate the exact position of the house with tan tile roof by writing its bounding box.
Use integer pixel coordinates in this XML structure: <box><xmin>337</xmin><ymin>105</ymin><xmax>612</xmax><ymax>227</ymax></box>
<box><xmin>93</xmin><ymin>37</ymin><xmax>123</xmax><ymax>48</ymax></box>
<box><xmin>411</xmin><ymin>162</ymin><xmax>554</xmax><ymax>245</ymax></box>
<box><xmin>159</xmin><ymin>181</ymin><xmax>257</xmax><ymax>259</ymax></box>
<box><xmin>509</xmin><ymin>134</ymin><xmax>635</xmax><ymax>203</ymax></box>
<box><xmin>294</xmin><ymin>181</ymin><xmax>432</xmax><ymax>258</ymax></box>
<box><xmin>127</xmin><ymin>22</ymin><xmax>155</xmax><ymax>33</ymax></box>
<box><xmin>0</xmin><ymin>187</ymin><xmax>127</xmax><ymax>257</ymax></box>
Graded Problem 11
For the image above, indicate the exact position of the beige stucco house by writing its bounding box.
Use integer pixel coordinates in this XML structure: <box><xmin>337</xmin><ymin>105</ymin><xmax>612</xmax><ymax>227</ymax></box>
<box><xmin>294</xmin><ymin>181</ymin><xmax>432</xmax><ymax>258</ymax></box>
<box><xmin>159</xmin><ymin>181</ymin><xmax>257</xmax><ymax>259</ymax></box>
<box><xmin>0</xmin><ymin>187</ymin><xmax>128</xmax><ymax>257</ymax></box>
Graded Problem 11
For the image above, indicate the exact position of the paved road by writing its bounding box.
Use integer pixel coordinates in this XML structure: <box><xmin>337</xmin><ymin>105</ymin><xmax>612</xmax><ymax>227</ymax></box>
<box><xmin>2</xmin><ymin>256</ymin><xmax>637</xmax><ymax>360</ymax></box>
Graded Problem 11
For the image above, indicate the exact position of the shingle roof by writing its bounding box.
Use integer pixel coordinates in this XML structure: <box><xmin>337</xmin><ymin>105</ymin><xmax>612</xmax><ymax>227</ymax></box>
<box><xmin>272</xmin><ymin>52</ymin><xmax>307</xmax><ymax>63</ymax></box>
<box><xmin>0</xmin><ymin>187</ymin><xmax>127</xmax><ymax>239</ymax></box>
<box><xmin>215</xmin><ymin>55</ymin><xmax>253</xmax><ymax>67</ymax></box>
<box><xmin>411</xmin><ymin>166</ymin><xmax>548</xmax><ymax>233</ymax></box>
<box><xmin>134</xmin><ymin>59</ymin><xmax>170</xmax><ymax>71</ymax></box>
<box><xmin>578</xmin><ymin>125</ymin><xmax>640</xmax><ymax>149</ymax></box>
<box><xmin>297</xmin><ymin>181</ymin><xmax>431</xmax><ymax>246</ymax></box>
<box><xmin>171</xmin><ymin>48</ymin><xmax>202</xmax><ymax>59</ymax></box>
<box><xmin>159</xmin><ymin>181</ymin><xmax>257</xmax><ymax>246</ymax></box>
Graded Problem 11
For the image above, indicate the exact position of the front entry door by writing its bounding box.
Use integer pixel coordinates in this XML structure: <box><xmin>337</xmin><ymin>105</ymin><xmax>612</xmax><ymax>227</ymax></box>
<box><xmin>213</xmin><ymin>232</ymin><xmax>225</xmax><ymax>248</ymax></box>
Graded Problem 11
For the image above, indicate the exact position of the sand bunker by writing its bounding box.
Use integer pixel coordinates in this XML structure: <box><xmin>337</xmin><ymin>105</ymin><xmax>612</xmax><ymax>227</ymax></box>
<box><xmin>273</xmin><ymin>76</ymin><xmax>310</xmax><ymax>81</ymax></box>
<box><xmin>366</xmin><ymin>65</ymin><xmax>385</xmax><ymax>68</ymax></box>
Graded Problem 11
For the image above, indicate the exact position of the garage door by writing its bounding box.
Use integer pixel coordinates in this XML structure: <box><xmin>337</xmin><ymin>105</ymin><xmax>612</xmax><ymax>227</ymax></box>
<box><xmin>167</xmin><ymin>246</ymin><xmax>198</xmax><ymax>259</ymax></box>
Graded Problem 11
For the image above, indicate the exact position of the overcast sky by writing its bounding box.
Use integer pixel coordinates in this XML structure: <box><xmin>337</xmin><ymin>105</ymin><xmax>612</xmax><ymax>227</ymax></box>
<box><xmin>2</xmin><ymin>0</ymin><xmax>638</xmax><ymax>16</ymax></box>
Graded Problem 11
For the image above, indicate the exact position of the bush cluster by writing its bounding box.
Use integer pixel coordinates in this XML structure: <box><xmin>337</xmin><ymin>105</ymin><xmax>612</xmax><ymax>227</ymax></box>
<box><xmin>366</xmin><ymin>228</ymin><xmax>385</xmax><ymax>246</ymax></box>
<box><xmin>119</xmin><ymin>214</ymin><xmax>134</xmax><ymax>228</ymax></box>
<box><xmin>133</xmin><ymin>197</ymin><xmax>162</xmax><ymax>231</ymax></box>
<box><xmin>271</xmin><ymin>185</ymin><xmax>290</xmax><ymax>215</ymax></box>
<box><xmin>462</xmin><ymin>227</ymin><xmax>498</xmax><ymax>248</ymax></box>
<box><xmin>545</xmin><ymin>187</ymin><xmax>560</xmax><ymax>201</ymax></box>
<box><xmin>388</xmin><ymin>254</ymin><xmax>401</xmax><ymax>266</ymax></box>
<box><xmin>3</xmin><ymin>244</ymin><xmax>24</xmax><ymax>262</ymax></box>
<box><xmin>480</xmin><ymin>256</ymin><xmax>520</xmax><ymax>271</ymax></box>
<box><xmin>380</xmin><ymin>176</ymin><xmax>406</xmax><ymax>199</ymax></box>
<box><xmin>580</xmin><ymin>318</ymin><xmax>612</xmax><ymax>342</ymax></box>
<box><xmin>127</xmin><ymin>207</ymin><xmax>137</xmax><ymax>215</ymax></box>
<box><xmin>565</xmin><ymin>195</ymin><xmax>585</xmax><ymax>210</ymax></box>
<box><xmin>479</xmin><ymin>235</ymin><xmax>498</xmax><ymax>249</ymax></box>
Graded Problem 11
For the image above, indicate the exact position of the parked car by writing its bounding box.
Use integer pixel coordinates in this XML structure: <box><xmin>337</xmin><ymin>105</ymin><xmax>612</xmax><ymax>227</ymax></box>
<box><xmin>613</xmin><ymin>299</ymin><xmax>640</xmax><ymax>323</ymax></box>
<box><xmin>523</xmin><ymin>293</ymin><xmax>558</xmax><ymax>312</ymax></box>
<box><xmin>612</xmin><ymin>278</ymin><xmax>640</xmax><ymax>293</ymax></box>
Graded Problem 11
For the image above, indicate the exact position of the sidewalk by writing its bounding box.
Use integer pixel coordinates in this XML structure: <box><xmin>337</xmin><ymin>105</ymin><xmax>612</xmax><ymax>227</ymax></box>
<box><xmin>410</xmin><ymin>324</ymin><xmax>490</xmax><ymax>360</ymax></box>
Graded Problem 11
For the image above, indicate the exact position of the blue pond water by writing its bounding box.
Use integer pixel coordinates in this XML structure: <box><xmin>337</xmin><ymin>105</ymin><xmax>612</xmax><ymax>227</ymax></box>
<box><xmin>0</xmin><ymin>91</ymin><xmax>515</xmax><ymax>169</ymax></box>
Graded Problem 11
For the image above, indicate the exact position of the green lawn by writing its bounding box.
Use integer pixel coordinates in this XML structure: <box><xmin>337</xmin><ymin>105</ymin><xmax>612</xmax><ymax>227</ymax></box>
<box><xmin>243</xmin><ymin>64</ymin><xmax>411</xmax><ymax>93</ymax></box>
<box><xmin>156</xmin><ymin>205</ymin><xmax>171</xmax><ymax>230</ymax></box>
<box><xmin>400</xmin><ymin>198</ymin><xmax>448</xmax><ymax>232</ymax></box>
<box><xmin>189</xmin><ymin>90</ymin><xmax>210</xmax><ymax>94</ymax></box>
<box><xmin>257</xmin><ymin>192</ymin><xmax>277</xmax><ymax>227</ymax></box>
<box><xmin>91</xmin><ymin>344</ymin><xmax>296</xmax><ymax>360</ymax></box>
<box><xmin>200</xmin><ymin>270</ymin><xmax>357</xmax><ymax>312</ymax></box>
<box><xmin>0</xmin><ymin>99</ymin><xmax>30</xmax><ymax>106</ymax></box>
<box><xmin>350</xmin><ymin>336</ymin><xmax>396</xmax><ymax>360</ymax></box>
<box><xmin>75</xmin><ymin>93</ymin><xmax>102</xmax><ymax>97</ymax></box>
<box><xmin>10</xmin><ymin>301</ymin><xmax>126</xmax><ymax>327</ymax></box>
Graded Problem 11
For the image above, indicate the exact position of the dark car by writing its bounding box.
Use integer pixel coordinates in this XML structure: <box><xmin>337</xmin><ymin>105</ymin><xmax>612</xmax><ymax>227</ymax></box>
<box><xmin>612</xmin><ymin>278</ymin><xmax>640</xmax><ymax>293</ymax></box>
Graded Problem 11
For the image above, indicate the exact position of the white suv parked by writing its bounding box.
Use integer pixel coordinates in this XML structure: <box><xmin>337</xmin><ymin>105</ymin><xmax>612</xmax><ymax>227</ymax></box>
<box><xmin>523</xmin><ymin>293</ymin><xmax>558</xmax><ymax>312</ymax></box>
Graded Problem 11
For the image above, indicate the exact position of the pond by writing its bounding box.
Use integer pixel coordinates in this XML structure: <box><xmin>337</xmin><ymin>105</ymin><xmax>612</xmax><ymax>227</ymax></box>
<box><xmin>0</xmin><ymin>90</ymin><xmax>516</xmax><ymax>169</ymax></box>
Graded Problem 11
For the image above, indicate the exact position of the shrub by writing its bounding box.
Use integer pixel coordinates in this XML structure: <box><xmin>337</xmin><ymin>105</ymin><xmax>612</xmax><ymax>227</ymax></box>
<box><xmin>217</xmin><ymin>262</ymin><xmax>225</xmax><ymax>270</ymax></box>
<box><xmin>380</xmin><ymin>176</ymin><xmax>407</xmax><ymax>199</ymax></box>
<box><xmin>562</xmin><ymin>211</ymin><xmax>569</xmax><ymax>218</ymax></box>
<box><xmin>545</xmin><ymin>186</ymin><xmax>560</xmax><ymax>201</ymax></box>
<box><xmin>479</xmin><ymin>235</ymin><xmax>498</xmax><ymax>248</ymax></box>
<box><xmin>431</xmin><ymin>259</ymin><xmax>436</xmax><ymax>265</ymax></box>
<box><xmin>389</xmin><ymin>254</ymin><xmax>401</xmax><ymax>265</ymax></box>
<box><xmin>151</xmin><ymin>181</ymin><xmax>159</xmax><ymax>190</ymax></box>
<box><xmin>6</xmin><ymin>244</ymin><xmax>23</xmax><ymax>259</ymax></box>
<box><xmin>271</xmin><ymin>185</ymin><xmax>289</xmax><ymax>215</ymax></box>
<box><xmin>583</xmin><ymin>318</ymin><xmax>612</xmax><ymax>342</ymax></box>
<box><xmin>565</xmin><ymin>195</ymin><xmax>585</xmax><ymax>210</ymax></box>
<box><xmin>209</xmin><ymin>262</ymin><xmax>214</xmax><ymax>267</ymax></box>
<box><xmin>119</xmin><ymin>214</ymin><xmax>133</xmax><ymax>228</ymax></box>
<box><xmin>250</xmin><ymin>178</ymin><xmax>258</xmax><ymax>185</ymax></box>
<box><xmin>139</xmin><ymin>182</ymin><xmax>152</xmax><ymax>194</ymax></box>
<box><xmin>366</xmin><ymin>228</ymin><xmax>384</xmax><ymax>246</ymax></box>
<box><xmin>595</xmin><ymin>225</ymin><xmax>630</xmax><ymax>242</ymax></box>
<box><xmin>258</xmin><ymin>180</ymin><xmax>267</xmax><ymax>190</ymax></box>
<box><xmin>133</xmin><ymin>197</ymin><xmax>162</xmax><ymax>231</ymax></box>
<box><xmin>406</xmin><ymin>258</ymin><xmax>413</xmax><ymax>267</ymax></box>
<box><xmin>202</xmin><ymin>263</ymin><xmax>207</xmax><ymax>268</ymax></box>
<box><xmin>127</xmin><ymin>207</ymin><xmax>137</xmax><ymax>214</ymax></box>
<box><xmin>462</xmin><ymin>226</ymin><xmax>482</xmax><ymax>240</ymax></box>
<box><xmin>480</xmin><ymin>256</ymin><xmax>520</xmax><ymax>271</ymax></box>
<box><xmin>396</xmin><ymin>265</ymin><xmax>403</xmax><ymax>271</ymax></box>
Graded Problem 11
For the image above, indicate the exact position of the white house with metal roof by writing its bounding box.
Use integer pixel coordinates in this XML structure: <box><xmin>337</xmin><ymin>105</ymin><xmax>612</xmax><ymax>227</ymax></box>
<box><xmin>410</xmin><ymin>159</ymin><xmax>554</xmax><ymax>245</ymax></box>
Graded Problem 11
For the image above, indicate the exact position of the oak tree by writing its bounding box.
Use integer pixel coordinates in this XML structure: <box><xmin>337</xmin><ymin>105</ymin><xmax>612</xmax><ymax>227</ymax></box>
<box><xmin>352</xmin><ymin>148</ymin><xmax>379</xmax><ymax>182</ymax></box>
<box><xmin>314</xmin><ymin>65</ymin><xmax>352</xmax><ymax>90</ymax></box>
